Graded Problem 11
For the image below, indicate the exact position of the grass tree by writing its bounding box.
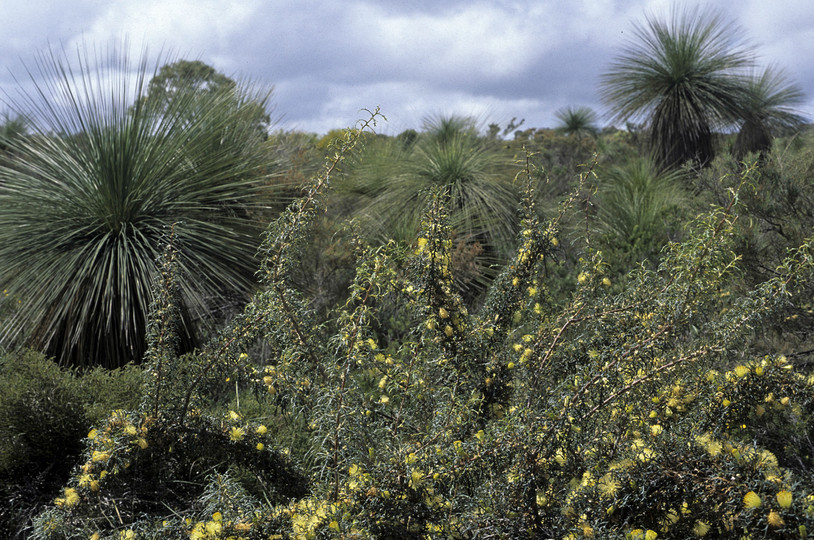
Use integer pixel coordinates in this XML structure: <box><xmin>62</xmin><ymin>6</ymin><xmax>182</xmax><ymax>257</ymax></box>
<box><xmin>601</xmin><ymin>6</ymin><xmax>754</xmax><ymax>168</ymax></box>
<box><xmin>554</xmin><ymin>105</ymin><xmax>599</xmax><ymax>140</ymax></box>
<box><xmin>733</xmin><ymin>65</ymin><xmax>807</xmax><ymax>159</ymax></box>
<box><xmin>0</xmin><ymin>45</ymin><xmax>274</xmax><ymax>367</ymax></box>
<box><xmin>595</xmin><ymin>156</ymin><xmax>687</xmax><ymax>262</ymax></box>
<box><xmin>340</xmin><ymin>115</ymin><xmax>518</xmax><ymax>297</ymax></box>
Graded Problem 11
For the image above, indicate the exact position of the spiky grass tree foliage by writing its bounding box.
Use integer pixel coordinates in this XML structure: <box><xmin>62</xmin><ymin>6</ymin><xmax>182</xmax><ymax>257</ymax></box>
<box><xmin>733</xmin><ymin>65</ymin><xmax>807</xmax><ymax>159</ymax></box>
<box><xmin>554</xmin><ymin>106</ymin><xmax>599</xmax><ymax>140</ymax></box>
<box><xmin>0</xmin><ymin>45</ymin><xmax>274</xmax><ymax>367</ymax></box>
<box><xmin>601</xmin><ymin>6</ymin><xmax>754</xmax><ymax>169</ymax></box>
<box><xmin>342</xmin><ymin>115</ymin><xmax>517</xmax><ymax>296</ymax></box>
<box><xmin>596</xmin><ymin>157</ymin><xmax>687</xmax><ymax>258</ymax></box>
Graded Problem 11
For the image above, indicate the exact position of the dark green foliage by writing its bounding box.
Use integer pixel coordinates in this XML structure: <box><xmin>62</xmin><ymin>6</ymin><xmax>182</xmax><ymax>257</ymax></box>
<box><xmin>0</xmin><ymin>350</ymin><xmax>142</xmax><ymax>538</ymax></box>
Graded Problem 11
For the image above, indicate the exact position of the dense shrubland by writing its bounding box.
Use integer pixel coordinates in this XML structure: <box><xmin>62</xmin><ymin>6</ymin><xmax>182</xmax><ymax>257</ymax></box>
<box><xmin>1</xmin><ymin>108</ymin><xmax>811</xmax><ymax>538</ymax></box>
<box><xmin>1</xmin><ymin>7</ymin><xmax>813</xmax><ymax>538</ymax></box>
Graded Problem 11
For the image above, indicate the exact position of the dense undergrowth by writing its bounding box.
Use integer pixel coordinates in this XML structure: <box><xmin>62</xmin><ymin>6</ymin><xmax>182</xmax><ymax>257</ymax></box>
<box><xmin>2</xmin><ymin>111</ymin><xmax>810</xmax><ymax>539</ymax></box>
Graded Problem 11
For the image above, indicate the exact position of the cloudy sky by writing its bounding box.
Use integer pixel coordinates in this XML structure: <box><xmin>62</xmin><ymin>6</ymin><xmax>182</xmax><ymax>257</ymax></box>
<box><xmin>2</xmin><ymin>0</ymin><xmax>813</xmax><ymax>135</ymax></box>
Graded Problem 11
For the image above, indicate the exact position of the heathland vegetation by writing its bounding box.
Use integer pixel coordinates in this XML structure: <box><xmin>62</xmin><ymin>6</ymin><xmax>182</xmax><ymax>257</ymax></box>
<box><xmin>1</xmin><ymin>7</ymin><xmax>813</xmax><ymax>539</ymax></box>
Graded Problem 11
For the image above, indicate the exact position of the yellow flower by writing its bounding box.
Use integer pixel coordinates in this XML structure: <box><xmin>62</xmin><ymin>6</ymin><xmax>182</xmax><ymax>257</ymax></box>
<box><xmin>734</xmin><ymin>365</ymin><xmax>750</xmax><ymax>378</ymax></box>
<box><xmin>528</xmin><ymin>286</ymin><xmax>537</xmax><ymax>296</ymax></box>
<box><xmin>57</xmin><ymin>487</ymin><xmax>80</xmax><ymax>508</ymax></box>
<box><xmin>512</xmin><ymin>277</ymin><xmax>519</xmax><ymax>286</ymax></box>
<box><xmin>123</xmin><ymin>424</ymin><xmax>137</xmax><ymax>436</ymax></box>
<box><xmin>212</xmin><ymin>511</ymin><xmax>223</xmax><ymax>522</ymax></box>
<box><xmin>378</xmin><ymin>376</ymin><xmax>388</xmax><ymax>389</ymax></box>
<box><xmin>776</xmin><ymin>490</ymin><xmax>793</xmax><ymax>509</ymax></box>
<box><xmin>743</xmin><ymin>491</ymin><xmax>762</xmax><ymax>508</ymax></box>
<box><xmin>650</xmin><ymin>424</ymin><xmax>663</xmax><ymax>436</ymax></box>
<box><xmin>136</xmin><ymin>438</ymin><xmax>148</xmax><ymax>450</ymax></box>
<box><xmin>228</xmin><ymin>410</ymin><xmax>241</xmax><ymax>421</ymax></box>
<box><xmin>256</xmin><ymin>425</ymin><xmax>268</xmax><ymax>435</ymax></box>
<box><xmin>87</xmin><ymin>428</ymin><xmax>98</xmax><ymax>440</ymax></box>
<box><xmin>379</xmin><ymin>395</ymin><xmax>390</xmax><ymax>404</ymax></box>
<box><xmin>444</xmin><ymin>325</ymin><xmax>454</xmax><ymax>337</ymax></box>
<box><xmin>438</xmin><ymin>307</ymin><xmax>449</xmax><ymax>319</ymax></box>
<box><xmin>229</xmin><ymin>427</ymin><xmax>245</xmax><ymax>441</ymax></box>
<box><xmin>256</xmin><ymin>442</ymin><xmax>264</xmax><ymax>451</ymax></box>
<box><xmin>551</xmin><ymin>236</ymin><xmax>559</xmax><ymax>247</ymax></box>
<box><xmin>602</xmin><ymin>277</ymin><xmax>611</xmax><ymax>287</ymax></box>
<box><xmin>768</xmin><ymin>510</ymin><xmax>785</xmax><ymax>527</ymax></box>
<box><xmin>416</xmin><ymin>237</ymin><xmax>428</xmax><ymax>251</ymax></box>
<box><xmin>692</xmin><ymin>520</ymin><xmax>710</xmax><ymax>537</ymax></box>
<box><xmin>205</xmin><ymin>520</ymin><xmax>222</xmax><ymax>535</ymax></box>
<box><xmin>577</xmin><ymin>272</ymin><xmax>588</xmax><ymax>284</ymax></box>
<box><xmin>91</xmin><ymin>451</ymin><xmax>110</xmax><ymax>463</ymax></box>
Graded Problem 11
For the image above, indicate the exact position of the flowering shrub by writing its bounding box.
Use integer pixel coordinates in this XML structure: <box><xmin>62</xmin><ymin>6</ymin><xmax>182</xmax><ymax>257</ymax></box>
<box><xmin>28</xmin><ymin>112</ymin><xmax>814</xmax><ymax>539</ymax></box>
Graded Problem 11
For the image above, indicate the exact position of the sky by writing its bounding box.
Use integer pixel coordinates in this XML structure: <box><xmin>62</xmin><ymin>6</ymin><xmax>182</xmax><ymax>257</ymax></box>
<box><xmin>1</xmin><ymin>0</ymin><xmax>813</xmax><ymax>136</ymax></box>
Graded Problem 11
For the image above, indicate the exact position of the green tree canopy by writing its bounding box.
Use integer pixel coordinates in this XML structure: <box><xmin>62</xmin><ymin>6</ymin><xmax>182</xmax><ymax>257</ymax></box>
<box><xmin>139</xmin><ymin>59</ymin><xmax>271</xmax><ymax>139</ymax></box>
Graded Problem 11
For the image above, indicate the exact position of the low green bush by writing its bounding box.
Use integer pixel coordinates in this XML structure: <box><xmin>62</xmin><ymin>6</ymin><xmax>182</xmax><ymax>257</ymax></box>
<box><xmin>0</xmin><ymin>350</ymin><xmax>142</xmax><ymax>538</ymax></box>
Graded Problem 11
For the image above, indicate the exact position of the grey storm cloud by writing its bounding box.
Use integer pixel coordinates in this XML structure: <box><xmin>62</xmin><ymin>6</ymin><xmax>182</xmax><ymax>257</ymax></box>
<box><xmin>1</xmin><ymin>0</ymin><xmax>813</xmax><ymax>134</ymax></box>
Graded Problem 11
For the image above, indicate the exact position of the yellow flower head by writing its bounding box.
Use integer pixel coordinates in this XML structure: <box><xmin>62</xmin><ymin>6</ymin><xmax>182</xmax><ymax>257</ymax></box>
<box><xmin>91</xmin><ymin>451</ymin><xmax>110</xmax><ymax>463</ymax></box>
<box><xmin>743</xmin><ymin>491</ymin><xmax>762</xmax><ymax>508</ymax></box>
<box><xmin>256</xmin><ymin>425</ymin><xmax>268</xmax><ymax>435</ymax></box>
<box><xmin>577</xmin><ymin>272</ymin><xmax>588</xmax><ymax>284</ymax></box>
<box><xmin>776</xmin><ymin>490</ymin><xmax>793</xmax><ymax>509</ymax></box>
<box><xmin>692</xmin><ymin>520</ymin><xmax>710</xmax><ymax>537</ymax></box>
<box><xmin>438</xmin><ymin>307</ymin><xmax>449</xmax><ymax>319</ymax></box>
<box><xmin>229</xmin><ymin>427</ymin><xmax>246</xmax><ymax>442</ymax></box>
<box><xmin>768</xmin><ymin>510</ymin><xmax>785</xmax><ymax>528</ymax></box>
<box><xmin>256</xmin><ymin>442</ymin><xmax>264</xmax><ymax>451</ymax></box>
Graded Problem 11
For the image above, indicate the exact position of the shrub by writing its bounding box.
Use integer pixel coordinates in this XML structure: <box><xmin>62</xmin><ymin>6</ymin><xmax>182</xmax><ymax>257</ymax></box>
<box><xmin>0</xmin><ymin>350</ymin><xmax>142</xmax><ymax>538</ymax></box>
